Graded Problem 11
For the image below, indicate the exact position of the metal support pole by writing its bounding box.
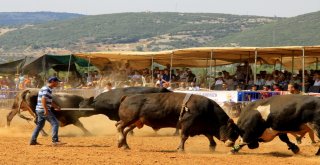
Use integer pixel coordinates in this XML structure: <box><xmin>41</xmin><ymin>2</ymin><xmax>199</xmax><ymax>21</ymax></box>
<box><xmin>87</xmin><ymin>57</ymin><xmax>91</xmax><ymax>74</ymax></box>
<box><xmin>254</xmin><ymin>49</ymin><xmax>258</xmax><ymax>84</ymax></box>
<box><xmin>280</xmin><ymin>54</ymin><xmax>283</xmax><ymax>71</ymax></box>
<box><xmin>316</xmin><ymin>58</ymin><xmax>319</xmax><ymax>70</ymax></box>
<box><xmin>151</xmin><ymin>56</ymin><xmax>154</xmax><ymax>83</ymax></box>
<box><xmin>169</xmin><ymin>52</ymin><xmax>173</xmax><ymax>82</ymax></box>
<box><xmin>214</xmin><ymin>59</ymin><xmax>217</xmax><ymax>80</ymax></box>
<box><xmin>291</xmin><ymin>51</ymin><xmax>294</xmax><ymax>74</ymax></box>
<box><xmin>302</xmin><ymin>47</ymin><xmax>305</xmax><ymax>93</ymax></box>
<box><xmin>66</xmin><ymin>54</ymin><xmax>72</xmax><ymax>83</ymax></box>
<box><xmin>209</xmin><ymin>50</ymin><xmax>213</xmax><ymax>90</ymax></box>
<box><xmin>246</xmin><ymin>52</ymin><xmax>250</xmax><ymax>84</ymax></box>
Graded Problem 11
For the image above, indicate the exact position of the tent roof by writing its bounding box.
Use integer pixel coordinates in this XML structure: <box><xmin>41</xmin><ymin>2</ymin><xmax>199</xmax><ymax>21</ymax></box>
<box><xmin>73</xmin><ymin>45</ymin><xmax>320</xmax><ymax>69</ymax></box>
<box><xmin>0</xmin><ymin>58</ymin><xmax>26</xmax><ymax>74</ymax></box>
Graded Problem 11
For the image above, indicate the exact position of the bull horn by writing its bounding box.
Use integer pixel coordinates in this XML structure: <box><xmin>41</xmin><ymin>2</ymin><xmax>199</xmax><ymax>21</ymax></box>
<box><xmin>120</xmin><ymin>96</ymin><xmax>128</xmax><ymax>103</ymax></box>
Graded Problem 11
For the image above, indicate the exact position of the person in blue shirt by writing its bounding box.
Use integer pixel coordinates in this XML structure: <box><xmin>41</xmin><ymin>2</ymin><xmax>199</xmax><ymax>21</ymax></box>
<box><xmin>30</xmin><ymin>76</ymin><xmax>62</xmax><ymax>146</ymax></box>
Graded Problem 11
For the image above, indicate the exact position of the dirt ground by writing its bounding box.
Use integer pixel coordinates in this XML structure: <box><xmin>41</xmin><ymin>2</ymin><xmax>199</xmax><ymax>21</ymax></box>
<box><xmin>0</xmin><ymin>109</ymin><xmax>320</xmax><ymax>165</ymax></box>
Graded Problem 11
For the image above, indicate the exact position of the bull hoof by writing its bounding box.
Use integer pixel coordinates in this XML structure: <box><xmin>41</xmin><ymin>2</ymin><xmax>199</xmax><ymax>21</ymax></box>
<box><xmin>173</xmin><ymin>131</ymin><xmax>179</xmax><ymax>136</ymax></box>
<box><xmin>118</xmin><ymin>142</ymin><xmax>124</xmax><ymax>148</ymax></box>
<box><xmin>289</xmin><ymin>145</ymin><xmax>300</xmax><ymax>154</ymax></box>
<box><xmin>121</xmin><ymin>144</ymin><xmax>130</xmax><ymax>150</ymax></box>
<box><xmin>177</xmin><ymin>148</ymin><xmax>185</xmax><ymax>153</ymax></box>
<box><xmin>229</xmin><ymin>150</ymin><xmax>238</xmax><ymax>155</ymax></box>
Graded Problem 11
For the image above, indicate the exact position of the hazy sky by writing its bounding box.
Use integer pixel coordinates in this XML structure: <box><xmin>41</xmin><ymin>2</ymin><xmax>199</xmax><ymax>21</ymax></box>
<box><xmin>0</xmin><ymin>0</ymin><xmax>319</xmax><ymax>17</ymax></box>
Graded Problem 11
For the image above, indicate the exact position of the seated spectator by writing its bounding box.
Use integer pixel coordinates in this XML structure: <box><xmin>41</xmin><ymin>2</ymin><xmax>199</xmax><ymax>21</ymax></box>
<box><xmin>222</xmin><ymin>83</ymin><xmax>229</xmax><ymax>90</ymax></box>
<box><xmin>224</xmin><ymin>73</ymin><xmax>234</xmax><ymax>89</ymax></box>
<box><xmin>290</xmin><ymin>75</ymin><xmax>301</xmax><ymax>84</ymax></box>
<box><xmin>313</xmin><ymin>71</ymin><xmax>320</xmax><ymax>86</ymax></box>
<box><xmin>272</xmin><ymin>84</ymin><xmax>282</xmax><ymax>91</ymax></box>
<box><xmin>255</xmin><ymin>74</ymin><xmax>265</xmax><ymax>86</ymax></box>
<box><xmin>235</xmin><ymin>85</ymin><xmax>242</xmax><ymax>91</ymax></box>
<box><xmin>287</xmin><ymin>83</ymin><xmax>302</xmax><ymax>94</ymax></box>
<box><xmin>186</xmin><ymin>70</ymin><xmax>196</xmax><ymax>83</ymax></box>
<box><xmin>131</xmin><ymin>70</ymin><xmax>142</xmax><ymax>84</ymax></box>
<box><xmin>265</xmin><ymin>74</ymin><xmax>275</xmax><ymax>86</ymax></box>
<box><xmin>215</xmin><ymin>77</ymin><xmax>224</xmax><ymax>85</ymax></box>
<box><xmin>102</xmin><ymin>82</ymin><xmax>113</xmax><ymax>93</ymax></box>
<box><xmin>162</xmin><ymin>69</ymin><xmax>170</xmax><ymax>83</ymax></box>
<box><xmin>250</xmin><ymin>85</ymin><xmax>258</xmax><ymax>91</ymax></box>
<box><xmin>261</xmin><ymin>85</ymin><xmax>272</xmax><ymax>99</ymax></box>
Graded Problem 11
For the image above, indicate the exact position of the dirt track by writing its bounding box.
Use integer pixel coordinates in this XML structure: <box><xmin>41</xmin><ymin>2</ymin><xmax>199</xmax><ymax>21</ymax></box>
<box><xmin>0</xmin><ymin>109</ymin><xmax>320</xmax><ymax>165</ymax></box>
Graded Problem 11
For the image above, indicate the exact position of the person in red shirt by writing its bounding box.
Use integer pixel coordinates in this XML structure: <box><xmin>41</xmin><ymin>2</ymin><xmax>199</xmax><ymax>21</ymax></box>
<box><xmin>272</xmin><ymin>83</ymin><xmax>282</xmax><ymax>91</ymax></box>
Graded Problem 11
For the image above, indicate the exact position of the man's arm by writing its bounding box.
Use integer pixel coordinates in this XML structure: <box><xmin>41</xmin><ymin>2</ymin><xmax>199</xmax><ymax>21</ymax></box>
<box><xmin>51</xmin><ymin>101</ymin><xmax>61</xmax><ymax>111</ymax></box>
<box><xmin>41</xmin><ymin>97</ymin><xmax>49</xmax><ymax>116</ymax></box>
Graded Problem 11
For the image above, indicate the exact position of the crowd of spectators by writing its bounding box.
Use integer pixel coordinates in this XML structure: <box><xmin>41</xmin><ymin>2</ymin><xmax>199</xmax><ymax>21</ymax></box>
<box><xmin>2</xmin><ymin>62</ymin><xmax>320</xmax><ymax>93</ymax></box>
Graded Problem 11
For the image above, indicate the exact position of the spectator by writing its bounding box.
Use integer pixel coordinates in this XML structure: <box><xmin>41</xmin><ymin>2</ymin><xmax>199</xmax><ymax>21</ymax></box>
<box><xmin>102</xmin><ymin>81</ymin><xmax>113</xmax><ymax>93</ymax></box>
<box><xmin>222</xmin><ymin>83</ymin><xmax>229</xmax><ymax>90</ymax></box>
<box><xmin>261</xmin><ymin>85</ymin><xmax>272</xmax><ymax>99</ymax></box>
<box><xmin>313</xmin><ymin>71</ymin><xmax>320</xmax><ymax>86</ymax></box>
<box><xmin>287</xmin><ymin>83</ymin><xmax>301</xmax><ymax>94</ymax></box>
<box><xmin>186</xmin><ymin>70</ymin><xmax>196</xmax><ymax>83</ymax></box>
<box><xmin>265</xmin><ymin>75</ymin><xmax>275</xmax><ymax>86</ymax></box>
<box><xmin>215</xmin><ymin>77</ymin><xmax>224</xmax><ymax>85</ymax></box>
<box><xmin>272</xmin><ymin>84</ymin><xmax>282</xmax><ymax>91</ymax></box>
<box><xmin>250</xmin><ymin>85</ymin><xmax>258</xmax><ymax>91</ymax></box>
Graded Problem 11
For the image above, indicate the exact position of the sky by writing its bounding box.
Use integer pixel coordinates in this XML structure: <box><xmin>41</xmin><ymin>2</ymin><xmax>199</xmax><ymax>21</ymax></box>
<box><xmin>0</xmin><ymin>0</ymin><xmax>319</xmax><ymax>17</ymax></box>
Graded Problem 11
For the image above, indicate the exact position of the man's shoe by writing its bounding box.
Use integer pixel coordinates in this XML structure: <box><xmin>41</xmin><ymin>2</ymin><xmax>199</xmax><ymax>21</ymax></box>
<box><xmin>30</xmin><ymin>141</ymin><xmax>41</xmax><ymax>145</ymax></box>
<box><xmin>52</xmin><ymin>141</ymin><xmax>66</xmax><ymax>146</ymax></box>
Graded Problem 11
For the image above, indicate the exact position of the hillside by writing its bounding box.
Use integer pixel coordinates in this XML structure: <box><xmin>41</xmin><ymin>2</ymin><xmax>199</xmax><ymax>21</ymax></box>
<box><xmin>0</xmin><ymin>12</ymin><xmax>278</xmax><ymax>53</ymax></box>
<box><xmin>0</xmin><ymin>12</ymin><xmax>83</xmax><ymax>27</ymax></box>
<box><xmin>211</xmin><ymin>11</ymin><xmax>320</xmax><ymax>46</ymax></box>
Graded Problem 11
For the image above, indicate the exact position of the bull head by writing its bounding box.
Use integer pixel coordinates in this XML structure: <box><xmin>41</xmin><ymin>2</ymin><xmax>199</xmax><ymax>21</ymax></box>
<box><xmin>220</xmin><ymin>119</ymin><xmax>240</xmax><ymax>144</ymax></box>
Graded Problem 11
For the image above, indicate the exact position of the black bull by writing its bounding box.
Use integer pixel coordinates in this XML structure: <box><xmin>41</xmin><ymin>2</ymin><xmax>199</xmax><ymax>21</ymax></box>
<box><xmin>232</xmin><ymin>94</ymin><xmax>320</xmax><ymax>156</ymax></box>
<box><xmin>79</xmin><ymin>87</ymin><xmax>171</xmax><ymax>121</ymax></box>
<box><xmin>7</xmin><ymin>87</ymin><xmax>171</xmax><ymax>135</ymax></box>
<box><xmin>116</xmin><ymin>93</ymin><xmax>239</xmax><ymax>151</ymax></box>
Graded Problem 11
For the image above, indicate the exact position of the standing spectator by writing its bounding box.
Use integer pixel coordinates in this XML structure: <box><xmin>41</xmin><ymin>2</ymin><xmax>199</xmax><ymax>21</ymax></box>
<box><xmin>30</xmin><ymin>76</ymin><xmax>62</xmax><ymax>146</ymax></box>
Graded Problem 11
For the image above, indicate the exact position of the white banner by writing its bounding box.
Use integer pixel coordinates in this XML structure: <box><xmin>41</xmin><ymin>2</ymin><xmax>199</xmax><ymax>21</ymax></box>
<box><xmin>174</xmin><ymin>90</ymin><xmax>238</xmax><ymax>103</ymax></box>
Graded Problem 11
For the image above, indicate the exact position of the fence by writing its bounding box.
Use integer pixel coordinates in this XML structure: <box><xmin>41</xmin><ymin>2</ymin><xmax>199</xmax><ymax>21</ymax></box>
<box><xmin>237</xmin><ymin>91</ymin><xmax>287</xmax><ymax>102</ymax></box>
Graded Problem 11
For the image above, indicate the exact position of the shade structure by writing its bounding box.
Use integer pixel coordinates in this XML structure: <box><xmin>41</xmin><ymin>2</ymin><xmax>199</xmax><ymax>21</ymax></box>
<box><xmin>73</xmin><ymin>45</ymin><xmax>320</xmax><ymax>70</ymax></box>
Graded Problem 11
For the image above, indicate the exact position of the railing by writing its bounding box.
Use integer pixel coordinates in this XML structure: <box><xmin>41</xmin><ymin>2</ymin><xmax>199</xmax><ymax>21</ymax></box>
<box><xmin>0</xmin><ymin>88</ymin><xmax>317</xmax><ymax>110</ymax></box>
<box><xmin>0</xmin><ymin>90</ymin><xmax>18</xmax><ymax>109</ymax></box>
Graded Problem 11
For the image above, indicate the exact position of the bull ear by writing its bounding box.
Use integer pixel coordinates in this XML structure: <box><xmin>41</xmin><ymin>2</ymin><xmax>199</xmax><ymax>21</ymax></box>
<box><xmin>120</xmin><ymin>96</ymin><xmax>128</xmax><ymax>103</ymax></box>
